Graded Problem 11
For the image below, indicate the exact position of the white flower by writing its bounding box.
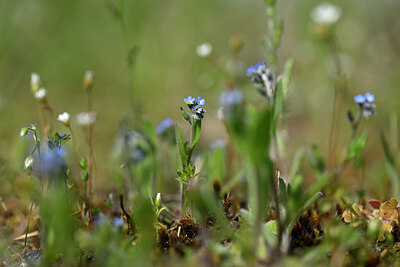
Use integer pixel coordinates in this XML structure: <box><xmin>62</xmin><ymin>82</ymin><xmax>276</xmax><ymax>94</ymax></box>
<box><xmin>34</xmin><ymin>88</ymin><xmax>47</xmax><ymax>100</ymax></box>
<box><xmin>76</xmin><ymin>111</ymin><xmax>97</xmax><ymax>126</ymax></box>
<box><xmin>57</xmin><ymin>112</ymin><xmax>71</xmax><ymax>126</ymax></box>
<box><xmin>311</xmin><ymin>2</ymin><xmax>341</xmax><ymax>25</ymax></box>
<box><xmin>31</xmin><ymin>73</ymin><xmax>41</xmax><ymax>92</ymax></box>
<box><xmin>196</xmin><ymin>42</ymin><xmax>212</xmax><ymax>58</ymax></box>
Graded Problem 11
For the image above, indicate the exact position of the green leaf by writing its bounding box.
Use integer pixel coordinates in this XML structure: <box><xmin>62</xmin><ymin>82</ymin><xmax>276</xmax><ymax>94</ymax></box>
<box><xmin>345</xmin><ymin>130</ymin><xmax>367</xmax><ymax>160</ymax></box>
<box><xmin>282</xmin><ymin>59</ymin><xmax>294</xmax><ymax>97</ymax></box>
<box><xmin>175</xmin><ymin>177</ymin><xmax>187</xmax><ymax>185</ymax></box>
<box><xmin>308</xmin><ymin>145</ymin><xmax>325</xmax><ymax>174</ymax></box>
<box><xmin>81</xmin><ymin>172</ymin><xmax>89</xmax><ymax>182</ymax></box>
<box><xmin>191</xmin><ymin>119</ymin><xmax>202</xmax><ymax>148</ymax></box>
<box><xmin>175</xmin><ymin>124</ymin><xmax>188</xmax><ymax>168</ymax></box>
<box><xmin>380</xmin><ymin>132</ymin><xmax>400</xmax><ymax>198</ymax></box>
<box><xmin>80</xmin><ymin>157</ymin><xmax>88</xmax><ymax>171</ymax></box>
<box><xmin>266</xmin><ymin>220</ymin><xmax>278</xmax><ymax>235</ymax></box>
<box><xmin>272</xmin><ymin>79</ymin><xmax>283</xmax><ymax>134</ymax></box>
<box><xmin>288</xmin><ymin>192</ymin><xmax>322</xmax><ymax>233</ymax></box>
<box><xmin>278</xmin><ymin>178</ymin><xmax>287</xmax><ymax>204</ymax></box>
<box><xmin>288</xmin><ymin>148</ymin><xmax>305</xmax><ymax>180</ymax></box>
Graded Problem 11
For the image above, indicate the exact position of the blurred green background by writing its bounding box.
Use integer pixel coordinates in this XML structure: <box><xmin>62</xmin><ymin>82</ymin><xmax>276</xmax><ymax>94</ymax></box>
<box><xmin>1</xmin><ymin>0</ymin><xmax>400</xmax><ymax>197</ymax></box>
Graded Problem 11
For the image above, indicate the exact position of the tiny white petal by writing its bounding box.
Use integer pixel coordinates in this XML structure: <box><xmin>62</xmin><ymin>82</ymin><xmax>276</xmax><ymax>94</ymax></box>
<box><xmin>76</xmin><ymin>111</ymin><xmax>97</xmax><ymax>126</ymax></box>
<box><xmin>31</xmin><ymin>73</ymin><xmax>40</xmax><ymax>85</ymax></box>
<box><xmin>311</xmin><ymin>2</ymin><xmax>341</xmax><ymax>25</ymax></box>
<box><xmin>196</xmin><ymin>42</ymin><xmax>212</xmax><ymax>57</ymax></box>
<box><xmin>57</xmin><ymin>112</ymin><xmax>71</xmax><ymax>123</ymax></box>
<box><xmin>34</xmin><ymin>88</ymin><xmax>47</xmax><ymax>100</ymax></box>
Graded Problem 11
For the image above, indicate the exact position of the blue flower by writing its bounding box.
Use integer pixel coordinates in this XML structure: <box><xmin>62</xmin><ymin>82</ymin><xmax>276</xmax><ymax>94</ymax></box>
<box><xmin>219</xmin><ymin>89</ymin><xmax>243</xmax><ymax>108</ymax></box>
<box><xmin>42</xmin><ymin>147</ymin><xmax>67</xmax><ymax>179</ymax></box>
<box><xmin>155</xmin><ymin>118</ymin><xmax>174</xmax><ymax>135</ymax></box>
<box><xmin>184</xmin><ymin>96</ymin><xmax>196</xmax><ymax>106</ymax></box>
<box><xmin>196</xmin><ymin>97</ymin><xmax>205</xmax><ymax>106</ymax></box>
<box><xmin>112</xmin><ymin>217</ymin><xmax>124</xmax><ymax>227</ymax></box>
<box><xmin>246</xmin><ymin>62</ymin><xmax>266</xmax><ymax>77</ymax></box>
<box><xmin>246</xmin><ymin>61</ymin><xmax>275</xmax><ymax>99</ymax></box>
<box><xmin>354</xmin><ymin>93</ymin><xmax>376</xmax><ymax>119</ymax></box>
<box><xmin>354</xmin><ymin>94</ymin><xmax>365</xmax><ymax>104</ymax></box>
<box><xmin>59</xmin><ymin>134</ymin><xmax>71</xmax><ymax>141</ymax></box>
<box><xmin>194</xmin><ymin>105</ymin><xmax>204</xmax><ymax>114</ymax></box>
<box><xmin>364</xmin><ymin>92</ymin><xmax>375</xmax><ymax>102</ymax></box>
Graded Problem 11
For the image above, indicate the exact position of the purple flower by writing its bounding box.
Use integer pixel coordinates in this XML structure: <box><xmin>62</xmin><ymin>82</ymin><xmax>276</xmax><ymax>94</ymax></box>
<box><xmin>354</xmin><ymin>94</ymin><xmax>365</xmax><ymax>104</ymax></box>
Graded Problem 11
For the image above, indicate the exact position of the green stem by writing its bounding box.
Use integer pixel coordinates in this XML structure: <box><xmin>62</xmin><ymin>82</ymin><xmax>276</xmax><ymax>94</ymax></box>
<box><xmin>24</xmin><ymin>202</ymin><xmax>34</xmax><ymax>249</ymax></box>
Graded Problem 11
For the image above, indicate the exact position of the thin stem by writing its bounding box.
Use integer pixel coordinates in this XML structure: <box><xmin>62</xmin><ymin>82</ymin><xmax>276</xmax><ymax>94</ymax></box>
<box><xmin>335</xmin><ymin>109</ymin><xmax>361</xmax><ymax>179</ymax></box>
<box><xmin>69</xmin><ymin>126</ymin><xmax>84</xmax><ymax>219</ymax></box>
<box><xmin>24</xmin><ymin>202</ymin><xmax>35</xmax><ymax>249</ymax></box>
<box><xmin>327</xmin><ymin>36</ymin><xmax>346</xmax><ymax>170</ymax></box>
<box><xmin>87</xmin><ymin>87</ymin><xmax>94</xmax><ymax>222</ymax></box>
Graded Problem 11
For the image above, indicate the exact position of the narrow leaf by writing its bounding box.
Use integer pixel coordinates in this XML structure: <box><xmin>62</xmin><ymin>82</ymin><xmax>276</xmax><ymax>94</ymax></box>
<box><xmin>175</xmin><ymin>124</ymin><xmax>188</xmax><ymax>168</ymax></box>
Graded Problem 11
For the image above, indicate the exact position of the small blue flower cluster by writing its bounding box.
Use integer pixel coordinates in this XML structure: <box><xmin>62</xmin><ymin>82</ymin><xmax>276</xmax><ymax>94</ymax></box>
<box><xmin>354</xmin><ymin>92</ymin><xmax>376</xmax><ymax>119</ymax></box>
<box><xmin>184</xmin><ymin>96</ymin><xmax>206</xmax><ymax>119</ymax></box>
<box><xmin>246</xmin><ymin>61</ymin><xmax>275</xmax><ymax>99</ymax></box>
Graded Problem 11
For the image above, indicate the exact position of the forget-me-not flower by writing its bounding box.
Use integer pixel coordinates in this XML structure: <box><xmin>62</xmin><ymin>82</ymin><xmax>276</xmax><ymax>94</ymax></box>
<box><xmin>196</xmin><ymin>97</ymin><xmax>205</xmax><ymax>106</ymax></box>
<box><xmin>354</xmin><ymin>92</ymin><xmax>376</xmax><ymax>119</ymax></box>
<box><xmin>246</xmin><ymin>62</ymin><xmax>276</xmax><ymax>99</ymax></box>
<box><xmin>183</xmin><ymin>96</ymin><xmax>206</xmax><ymax>120</ymax></box>
<box><xmin>184</xmin><ymin>96</ymin><xmax>196</xmax><ymax>107</ymax></box>
<box><xmin>354</xmin><ymin>94</ymin><xmax>365</xmax><ymax>104</ymax></box>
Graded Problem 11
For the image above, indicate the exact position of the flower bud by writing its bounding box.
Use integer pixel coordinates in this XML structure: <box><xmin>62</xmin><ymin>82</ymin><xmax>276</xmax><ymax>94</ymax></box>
<box><xmin>229</xmin><ymin>35</ymin><xmax>243</xmax><ymax>52</ymax></box>
<box><xmin>180</xmin><ymin>107</ymin><xmax>191</xmax><ymax>123</ymax></box>
<box><xmin>83</xmin><ymin>70</ymin><xmax>94</xmax><ymax>90</ymax></box>
<box><xmin>30</xmin><ymin>73</ymin><xmax>41</xmax><ymax>93</ymax></box>
<box><xmin>155</xmin><ymin>193</ymin><xmax>162</xmax><ymax>209</ymax></box>
<box><xmin>20</xmin><ymin>127</ymin><xmax>28</xmax><ymax>137</ymax></box>
<box><xmin>24</xmin><ymin>156</ymin><xmax>34</xmax><ymax>172</ymax></box>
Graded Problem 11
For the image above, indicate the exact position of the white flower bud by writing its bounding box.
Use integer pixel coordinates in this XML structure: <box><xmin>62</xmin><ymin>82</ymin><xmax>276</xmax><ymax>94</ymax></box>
<box><xmin>20</xmin><ymin>127</ymin><xmax>28</xmax><ymax>137</ymax></box>
<box><xmin>31</xmin><ymin>73</ymin><xmax>41</xmax><ymax>93</ymax></box>
<box><xmin>155</xmin><ymin>193</ymin><xmax>162</xmax><ymax>209</ymax></box>
<box><xmin>83</xmin><ymin>70</ymin><xmax>94</xmax><ymax>89</ymax></box>
<box><xmin>24</xmin><ymin>156</ymin><xmax>34</xmax><ymax>171</ymax></box>
<box><xmin>196</xmin><ymin>43</ymin><xmax>212</xmax><ymax>58</ymax></box>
